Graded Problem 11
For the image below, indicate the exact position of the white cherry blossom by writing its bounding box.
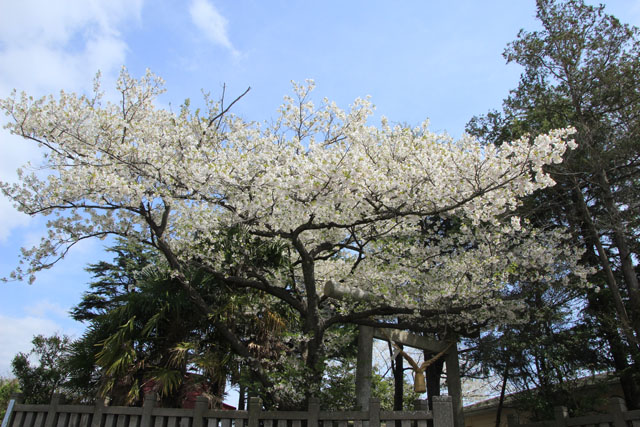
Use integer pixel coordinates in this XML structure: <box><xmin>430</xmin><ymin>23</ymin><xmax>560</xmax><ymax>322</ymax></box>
<box><xmin>0</xmin><ymin>69</ymin><xmax>584</xmax><ymax>400</ymax></box>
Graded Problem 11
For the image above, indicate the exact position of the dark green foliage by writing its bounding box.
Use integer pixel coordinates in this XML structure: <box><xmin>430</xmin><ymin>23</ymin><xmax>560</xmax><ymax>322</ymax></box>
<box><xmin>71</xmin><ymin>262</ymin><xmax>234</xmax><ymax>406</ymax></box>
<box><xmin>371</xmin><ymin>373</ymin><xmax>421</xmax><ymax>412</ymax></box>
<box><xmin>467</xmin><ymin>282</ymin><xmax>609</xmax><ymax>419</ymax></box>
<box><xmin>11</xmin><ymin>334</ymin><xmax>71</xmax><ymax>404</ymax></box>
<box><xmin>65</xmin><ymin>232</ymin><xmax>300</xmax><ymax>407</ymax></box>
<box><xmin>64</xmin><ymin>334</ymin><xmax>102</xmax><ymax>402</ymax></box>
<box><xmin>64</xmin><ymin>239</ymin><xmax>162</xmax><ymax>401</ymax></box>
<box><xmin>60</xmin><ymin>236</ymin><xmax>221</xmax><ymax>404</ymax></box>
<box><xmin>70</xmin><ymin>240</ymin><xmax>161</xmax><ymax>322</ymax></box>
<box><xmin>318</xmin><ymin>358</ymin><xmax>419</xmax><ymax>411</ymax></box>
<box><xmin>0</xmin><ymin>378</ymin><xmax>20</xmax><ymax>420</ymax></box>
<box><xmin>466</xmin><ymin>0</ymin><xmax>640</xmax><ymax>413</ymax></box>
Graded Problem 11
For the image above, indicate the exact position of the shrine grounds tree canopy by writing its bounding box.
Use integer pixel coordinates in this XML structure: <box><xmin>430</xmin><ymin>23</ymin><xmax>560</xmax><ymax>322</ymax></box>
<box><xmin>0</xmin><ymin>71</ymin><xmax>588</xmax><ymax>404</ymax></box>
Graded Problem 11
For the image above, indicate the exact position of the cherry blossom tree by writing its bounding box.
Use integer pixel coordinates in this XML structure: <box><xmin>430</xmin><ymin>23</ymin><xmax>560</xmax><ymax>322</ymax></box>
<box><xmin>0</xmin><ymin>70</ymin><xmax>585</xmax><ymax>405</ymax></box>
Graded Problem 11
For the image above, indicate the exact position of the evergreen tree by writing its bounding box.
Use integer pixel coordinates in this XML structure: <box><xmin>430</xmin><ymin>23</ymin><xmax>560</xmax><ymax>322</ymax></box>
<box><xmin>67</xmin><ymin>240</ymin><xmax>237</xmax><ymax>406</ymax></box>
<box><xmin>0</xmin><ymin>378</ymin><xmax>20</xmax><ymax>420</ymax></box>
<box><xmin>11</xmin><ymin>334</ymin><xmax>71</xmax><ymax>404</ymax></box>
<box><xmin>467</xmin><ymin>0</ymin><xmax>640</xmax><ymax>409</ymax></box>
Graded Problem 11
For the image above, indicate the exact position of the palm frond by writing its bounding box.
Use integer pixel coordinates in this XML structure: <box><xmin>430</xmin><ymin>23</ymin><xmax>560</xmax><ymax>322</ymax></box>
<box><xmin>149</xmin><ymin>368</ymin><xmax>183</xmax><ymax>397</ymax></box>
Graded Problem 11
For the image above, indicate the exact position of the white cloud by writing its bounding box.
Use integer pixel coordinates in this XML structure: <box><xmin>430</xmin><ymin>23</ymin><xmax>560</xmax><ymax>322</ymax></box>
<box><xmin>0</xmin><ymin>0</ymin><xmax>143</xmax><ymax>243</ymax></box>
<box><xmin>0</xmin><ymin>0</ymin><xmax>143</xmax><ymax>96</ymax></box>
<box><xmin>0</xmin><ymin>313</ymin><xmax>81</xmax><ymax>377</ymax></box>
<box><xmin>0</xmin><ymin>198</ymin><xmax>30</xmax><ymax>243</ymax></box>
<box><xmin>25</xmin><ymin>300</ymin><xmax>71</xmax><ymax>319</ymax></box>
<box><xmin>189</xmin><ymin>0</ymin><xmax>238</xmax><ymax>56</ymax></box>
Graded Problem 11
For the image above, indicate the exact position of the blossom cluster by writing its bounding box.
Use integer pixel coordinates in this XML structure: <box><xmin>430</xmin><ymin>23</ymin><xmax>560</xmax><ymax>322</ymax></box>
<box><xmin>1</xmin><ymin>69</ymin><xmax>582</xmax><ymax>328</ymax></box>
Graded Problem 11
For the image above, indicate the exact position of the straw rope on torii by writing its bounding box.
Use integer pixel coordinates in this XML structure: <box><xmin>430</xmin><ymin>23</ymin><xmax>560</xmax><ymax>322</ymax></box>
<box><xmin>384</xmin><ymin>329</ymin><xmax>454</xmax><ymax>393</ymax></box>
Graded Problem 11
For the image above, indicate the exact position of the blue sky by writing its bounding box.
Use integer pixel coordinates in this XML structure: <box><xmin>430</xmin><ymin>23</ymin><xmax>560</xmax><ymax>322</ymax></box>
<box><xmin>0</xmin><ymin>0</ymin><xmax>639</xmax><ymax>397</ymax></box>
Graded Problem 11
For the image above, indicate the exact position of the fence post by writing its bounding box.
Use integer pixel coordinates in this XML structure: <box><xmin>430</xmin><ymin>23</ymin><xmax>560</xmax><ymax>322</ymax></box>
<box><xmin>432</xmin><ymin>396</ymin><xmax>454</xmax><ymax>427</ymax></box>
<box><xmin>1</xmin><ymin>393</ymin><xmax>23</xmax><ymax>427</ymax></box>
<box><xmin>507</xmin><ymin>414</ymin><xmax>518</xmax><ymax>427</ymax></box>
<box><xmin>141</xmin><ymin>392</ymin><xmax>157</xmax><ymax>427</ymax></box>
<box><xmin>368</xmin><ymin>398</ymin><xmax>380</xmax><ymax>427</ymax></box>
<box><xmin>44</xmin><ymin>394</ymin><xmax>65</xmax><ymax>427</ymax></box>
<box><xmin>414</xmin><ymin>399</ymin><xmax>429</xmax><ymax>410</ymax></box>
<box><xmin>308</xmin><ymin>397</ymin><xmax>320</xmax><ymax>427</ymax></box>
<box><xmin>553</xmin><ymin>406</ymin><xmax>567</xmax><ymax>427</ymax></box>
<box><xmin>91</xmin><ymin>397</ymin><xmax>107</xmax><ymax>427</ymax></box>
<box><xmin>414</xmin><ymin>400</ymin><xmax>429</xmax><ymax>427</ymax></box>
<box><xmin>248</xmin><ymin>397</ymin><xmax>262</xmax><ymax>427</ymax></box>
<box><xmin>193</xmin><ymin>396</ymin><xmax>208</xmax><ymax>427</ymax></box>
<box><xmin>609</xmin><ymin>397</ymin><xmax>627</xmax><ymax>427</ymax></box>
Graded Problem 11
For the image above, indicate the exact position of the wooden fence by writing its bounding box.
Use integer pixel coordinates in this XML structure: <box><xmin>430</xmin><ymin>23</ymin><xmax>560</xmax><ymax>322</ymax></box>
<box><xmin>2</xmin><ymin>393</ymin><xmax>454</xmax><ymax>427</ymax></box>
<box><xmin>507</xmin><ymin>397</ymin><xmax>640</xmax><ymax>427</ymax></box>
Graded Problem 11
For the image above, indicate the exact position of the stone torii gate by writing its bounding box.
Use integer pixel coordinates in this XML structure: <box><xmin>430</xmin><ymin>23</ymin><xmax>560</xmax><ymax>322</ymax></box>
<box><xmin>324</xmin><ymin>281</ymin><xmax>464</xmax><ymax>427</ymax></box>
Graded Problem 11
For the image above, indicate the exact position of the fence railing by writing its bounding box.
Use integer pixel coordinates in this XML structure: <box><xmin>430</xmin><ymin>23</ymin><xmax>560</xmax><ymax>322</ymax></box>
<box><xmin>507</xmin><ymin>397</ymin><xmax>640</xmax><ymax>427</ymax></box>
<box><xmin>2</xmin><ymin>393</ymin><xmax>455</xmax><ymax>427</ymax></box>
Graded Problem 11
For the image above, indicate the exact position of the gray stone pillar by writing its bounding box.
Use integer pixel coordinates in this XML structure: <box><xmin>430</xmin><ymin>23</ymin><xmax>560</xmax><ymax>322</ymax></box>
<box><xmin>445</xmin><ymin>341</ymin><xmax>463</xmax><ymax>427</ymax></box>
<box><xmin>433</xmin><ymin>396</ymin><xmax>454</xmax><ymax>427</ymax></box>
<box><xmin>355</xmin><ymin>325</ymin><xmax>374</xmax><ymax>410</ymax></box>
<box><xmin>553</xmin><ymin>406</ymin><xmax>568</xmax><ymax>427</ymax></box>
<box><xmin>609</xmin><ymin>396</ymin><xmax>627</xmax><ymax>427</ymax></box>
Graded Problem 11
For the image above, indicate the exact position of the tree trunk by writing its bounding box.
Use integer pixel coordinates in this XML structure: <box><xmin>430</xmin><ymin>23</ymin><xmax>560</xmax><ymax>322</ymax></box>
<box><xmin>588</xmin><ymin>288</ymin><xmax>640</xmax><ymax>409</ymax></box>
<box><xmin>425</xmin><ymin>355</ymin><xmax>445</xmax><ymax>410</ymax></box>
<box><xmin>575</xmin><ymin>198</ymin><xmax>640</xmax><ymax>409</ymax></box>
<box><xmin>573</xmin><ymin>182</ymin><xmax>640</xmax><ymax>360</ymax></box>
<box><xmin>238</xmin><ymin>383</ymin><xmax>246</xmax><ymax>410</ymax></box>
<box><xmin>393</xmin><ymin>343</ymin><xmax>404</xmax><ymax>427</ymax></box>
<box><xmin>597</xmin><ymin>170</ymin><xmax>640</xmax><ymax>331</ymax></box>
<box><xmin>495</xmin><ymin>366</ymin><xmax>509</xmax><ymax>427</ymax></box>
<box><xmin>393</xmin><ymin>343</ymin><xmax>404</xmax><ymax>410</ymax></box>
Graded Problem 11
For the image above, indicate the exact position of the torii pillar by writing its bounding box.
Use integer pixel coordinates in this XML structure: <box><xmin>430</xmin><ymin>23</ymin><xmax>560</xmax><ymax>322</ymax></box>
<box><xmin>355</xmin><ymin>325</ymin><xmax>374</xmax><ymax>411</ymax></box>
